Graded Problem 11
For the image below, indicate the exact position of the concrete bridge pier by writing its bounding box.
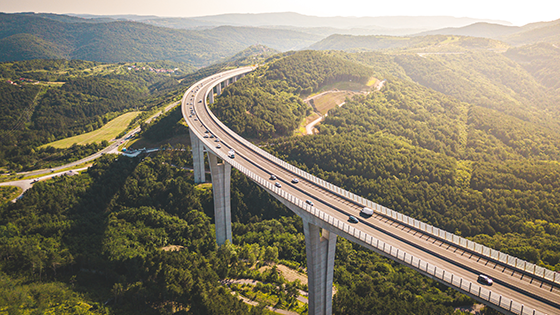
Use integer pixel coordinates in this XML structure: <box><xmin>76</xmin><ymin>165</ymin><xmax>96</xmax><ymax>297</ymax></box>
<box><xmin>208</xmin><ymin>153</ymin><xmax>232</xmax><ymax>246</ymax></box>
<box><xmin>264</xmin><ymin>193</ymin><xmax>338</xmax><ymax>315</ymax></box>
<box><xmin>216</xmin><ymin>82</ymin><xmax>222</xmax><ymax>96</ymax></box>
<box><xmin>303</xmin><ymin>220</ymin><xmax>337</xmax><ymax>315</ymax></box>
<box><xmin>209</xmin><ymin>91</ymin><xmax>214</xmax><ymax>104</ymax></box>
<box><xmin>189</xmin><ymin>129</ymin><xmax>206</xmax><ymax>183</ymax></box>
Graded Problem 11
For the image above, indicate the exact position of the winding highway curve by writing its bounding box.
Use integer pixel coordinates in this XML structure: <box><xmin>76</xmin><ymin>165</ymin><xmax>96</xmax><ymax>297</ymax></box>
<box><xmin>183</xmin><ymin>67</ymin><xmax>560</xmax><ymax>315</ymax></box>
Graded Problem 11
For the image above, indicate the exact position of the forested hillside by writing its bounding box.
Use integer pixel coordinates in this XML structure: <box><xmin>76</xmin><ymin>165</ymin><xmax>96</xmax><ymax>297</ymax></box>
<box><xmin>0</xmin><ymin>59</ymin><xmax>193</xmax><ymax>171</ymax></box>
<box><xmin>308</xmin><ymin>34</ymin><xmax>509</xmax><ymax>53</ymax></box>
<box><xmin>504</xmin><ymin>43</ymin><xmax>560</xmax><ymax>92</ymax></box>
<box><xmin>0</xmin><ymin>13</ymin><xmax>320</xmax><ymax>66</ymax></box>
<box><xmin>257</xmin><ymin>52</ymin><xmax>560</xmax><ymax>274</ymax></box>
<box><xmin>213</xmin><ymin>51</ymin><xmax>371</xmax><ymax>139</ymax></box>
<box><xmin>211</xmin><ymin>49</ymin><xmax>560</xmax><ymax>273</ymax></box>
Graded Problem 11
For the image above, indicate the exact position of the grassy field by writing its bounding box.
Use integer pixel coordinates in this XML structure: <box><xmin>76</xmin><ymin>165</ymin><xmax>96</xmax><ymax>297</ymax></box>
<box><xmin>41</xmin><ymin>111</ymin><xmax>141</xmax><ymax>149</ymax></box>
<box><xmin>0</xmin><ymin>186</ymin><xmax>22</xmax><ymax>204</ymax></box>
<box><xmin>309</xmin><ymin>91</ymin><xmax>356</xmax><ymax>115</ymax></box>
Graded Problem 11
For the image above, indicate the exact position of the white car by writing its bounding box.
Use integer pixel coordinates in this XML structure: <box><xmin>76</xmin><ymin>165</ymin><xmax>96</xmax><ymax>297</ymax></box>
<box><xmin>275</xmin><ymin>182</ymin><xmax>282</xmax><ymax>188</ymax></box>
<box><xmin>360</xmin><ymin>207</ymin><xmax>373</xmax><ymax>216</ymax></box>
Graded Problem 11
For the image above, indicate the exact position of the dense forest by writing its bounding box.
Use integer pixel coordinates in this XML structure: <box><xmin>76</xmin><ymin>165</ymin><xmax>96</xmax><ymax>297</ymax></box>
<box><xmin>0</xmin><ymin>151</ymin><xmax>471</xmax><ymax>314</ymax></box>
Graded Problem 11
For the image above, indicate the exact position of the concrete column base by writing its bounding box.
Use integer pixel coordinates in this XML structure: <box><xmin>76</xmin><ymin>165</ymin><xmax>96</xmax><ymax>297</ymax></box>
<box><xmin>304</xmin><ymin>220</ymin><xmax>337</xmax><ymax>315</ymax></box>
<box><xmin>209</xmin><ymin>91</ymin><xmax>214</xmax><ymax>104</ymax></box>
<box><xmin>189</xmin><ymin>129</ymin><xmax>205</xmax><ymax>183</ymax></box>
<box><xmin>208</xmin><ymin>153</ymin><xmax>232</xmax><ymax>246</ymax></box>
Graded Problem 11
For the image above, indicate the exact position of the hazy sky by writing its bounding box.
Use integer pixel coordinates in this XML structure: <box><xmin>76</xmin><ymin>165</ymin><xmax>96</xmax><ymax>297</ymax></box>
<box><xmin>1</xmin><ymin>0</ymin><xmax>559</xmax><ymax>26</ymax></box>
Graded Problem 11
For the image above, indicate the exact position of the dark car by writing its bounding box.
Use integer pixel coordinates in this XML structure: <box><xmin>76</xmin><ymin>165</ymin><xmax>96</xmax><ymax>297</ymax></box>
<box><xmin>348</xmin><ymin>216</ymin><xmax>359</xmax><ymax>224</ymax></box>
<box><xmin>478</xmin><ymin>274</ymin><xmax>493</xmax><ymax>286</ymax></box>
<box><xmin>291</xmin><ymin>178</ymin><xmax>299</xmax><ymax>184</ymax></box>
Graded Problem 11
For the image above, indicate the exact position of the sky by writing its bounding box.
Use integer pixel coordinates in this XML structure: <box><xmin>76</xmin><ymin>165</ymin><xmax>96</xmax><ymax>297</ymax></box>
<box><xmin>1</xmin><ymin>0</ymin><xmax>559</xmax><ymax>26</ymax></box>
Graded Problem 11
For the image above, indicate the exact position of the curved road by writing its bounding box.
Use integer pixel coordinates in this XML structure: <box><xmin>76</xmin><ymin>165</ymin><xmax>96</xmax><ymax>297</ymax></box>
<box><xmin>185</xmin><ymin>68</ymin><xmax>559</xmax><ymax>315</ymax></box>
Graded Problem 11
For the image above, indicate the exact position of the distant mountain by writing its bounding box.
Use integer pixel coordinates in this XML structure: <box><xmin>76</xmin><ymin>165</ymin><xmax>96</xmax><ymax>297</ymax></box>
<box><xmin>414</xmin><ymin>22</ymin><xmax>521</xmax><ymax>38</ymax></box>
<box><xmin>261</xmin><ymin>25</ymin><xmax>422</xmax><ymax>37</ymax></box>
<box><xmin>71</xmin><ymin>12</ymin><xmax>512</xmax><ymax>35</ymax></box>
<box><xmin>308</xmin><ymin>34</ymin><xmax>508</xmax><ymax>52</ymax></box>
<box><xmin>504</xmin><ymin>43</ymin><xmax>560</xmax><ymax>91</ymax></box>
<box><xmin>222</xmin><ymin>44</ymin><xmax>279</xmax><ymax>66</ymax></box>
<box><xmin>411</xmin><ymin>19</ymin><xmax>560</xmax><ymax>46</ymax></box>
<box><xmin>0</xmin><ymin>13</ymin><xmax>320</xmax><ymax>66</ymax></box>
<box><xmin>0</xmin><ymin>33</ymin><xmax>65</xmax><ymax>60</ymax></box>
<box><xmin>500</xmin><ymin>19</ymin><xmax>560</xmax><ymax>45</ymax></box>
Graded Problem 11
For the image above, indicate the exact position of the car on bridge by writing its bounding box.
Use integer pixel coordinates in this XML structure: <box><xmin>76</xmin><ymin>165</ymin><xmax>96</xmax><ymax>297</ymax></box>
<box><xmin>478</xmin><ymin>274</ymin><xmax>493</xmax><ymax>286</ymax></box>
<box><xmin>275</xmin><ymin>182</ymin><xmax>282</xmax><ymax>188</ymax></box>
<box><xmin>270</xmin><ymin>174</ymin><xmax>277</xmax><ymax>180</ymax></box>
<box><xmin>306</xmin><ymin>200</ymin><xmax>314</xmax><ymax>206</ymax></box>
<box><xmin>360</xmin><ymin>207</ymin><xmax>374</xmax><ymax>216</ymax></box>
<box><xmin>291</xmin><ymin>178</ymin><xmax>299</xmax><ymax>184</ymax></box>
<box><xmin>348</xmin><ymin>216</ymin><xmax>359</xmax><ymax>224</ymax></box>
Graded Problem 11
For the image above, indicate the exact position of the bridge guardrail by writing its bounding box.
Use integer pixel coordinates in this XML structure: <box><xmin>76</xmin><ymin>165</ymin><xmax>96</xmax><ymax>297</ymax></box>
<box><xmin>190</xmin><ymin>69</ymin><xmax>553</xmax><ymax>314</ymax></box>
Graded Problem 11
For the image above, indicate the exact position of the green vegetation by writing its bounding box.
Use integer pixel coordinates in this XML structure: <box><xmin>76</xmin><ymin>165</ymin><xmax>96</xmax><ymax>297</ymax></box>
<box><xmin>0</xmin><ymin>59</ymin><xmax>194</xmax><ymax>172</ymax></box>
<box><xmin>0</xmin><ymin>151</ymin><xmax>474</xmax><ymax>314</ymax></box>
<box><xmin>42</xmin><ymin>111</ymin><xmax>140</xmax><ymax>148</ymax></box>
<box><xmin>213</xmin><ymin>51</ymin><xmax>371</xmax><ymax>139</ymax></box>
<box><xmin>259</xmin><ymin>51</ymin><xmax>560</xmax><ymax>272</ymax></box>
<box><xmin>0</xmin><ymin>186</ymin><xmax>21</xmax><ymax>204</ymax></box>
<box><xmin>0</xmin><ymin>13</ymin><xmax>319</xmax><ymax>66</ymax></box>
<box><xmin>308</xmin><ymin>91</ymin><xmax>360</xmax><ymax>115</ymax></box>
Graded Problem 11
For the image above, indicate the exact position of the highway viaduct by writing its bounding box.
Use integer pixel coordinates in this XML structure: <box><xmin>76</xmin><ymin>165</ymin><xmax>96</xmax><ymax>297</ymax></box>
<box><xmin>182</xmin><ymin>67</ymin><xmax>560</xmax><ymax>315</ymax></box>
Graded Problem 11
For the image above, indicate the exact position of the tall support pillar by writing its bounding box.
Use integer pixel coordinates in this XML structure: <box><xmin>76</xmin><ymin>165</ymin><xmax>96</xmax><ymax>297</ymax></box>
<box><xmin>216</xmin><ymin>82</ymin><xmax>222</xmax><ymax>96</ymax></box>
<box><xmin>189</xmin><ymin>129</ymin><xmax>205</xmax><ymax>183</ymax></box>
<box><xmin>208</xmin><ymin>153</ymin><xmax>232</xmax><ymax>246</ymax></box>
<box><xmin>209</xmin><ymin>91</ymin><xmax>214</xmax><ymax>104</ymax></box>
<box><xmin>303</xmin><ymin>221</ymin><xmax>337</xmax><ymax>315</ymax></box>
